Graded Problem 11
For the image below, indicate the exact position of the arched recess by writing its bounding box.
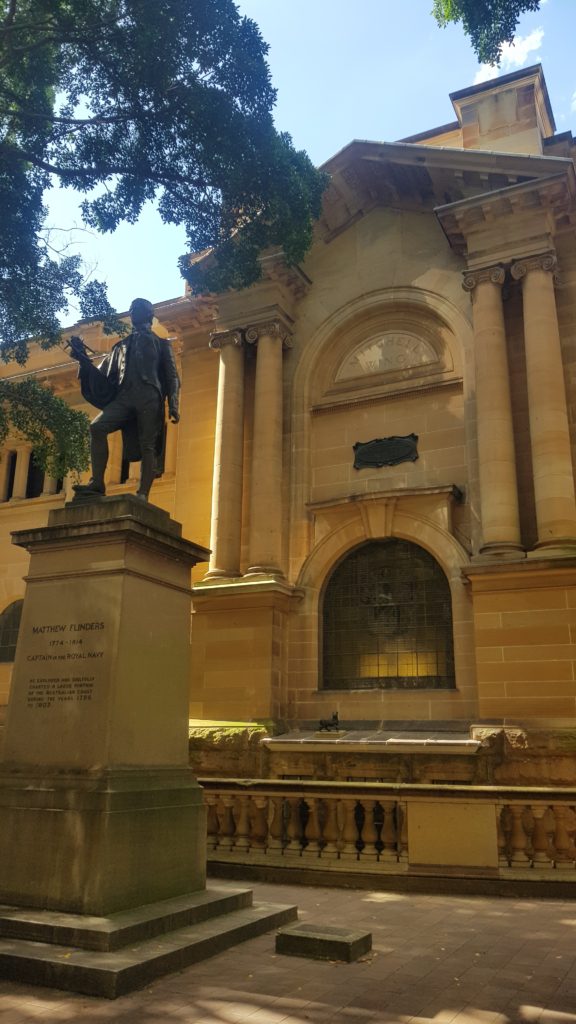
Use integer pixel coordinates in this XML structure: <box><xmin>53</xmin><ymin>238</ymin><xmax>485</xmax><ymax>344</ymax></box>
<box><xmin>308</xmin><ymin>290</ymin><xmax>463</xmax><ymax>408</ymax></box>
<box><xmin>288</xmin><ymin>507</ymin><xmax>477</xmax><ymax>719</ymax></box>
<box><xmin>287</xmin><ymin>286</ymin><xmax>474</xmax><ymax>581</ymax></box>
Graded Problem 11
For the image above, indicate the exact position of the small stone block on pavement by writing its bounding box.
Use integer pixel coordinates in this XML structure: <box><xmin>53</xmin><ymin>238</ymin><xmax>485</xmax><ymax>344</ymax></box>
<box><xmin>275</xmin><ymin>922</ymin><xmax>372</xmax><ymax>962</ymax></box>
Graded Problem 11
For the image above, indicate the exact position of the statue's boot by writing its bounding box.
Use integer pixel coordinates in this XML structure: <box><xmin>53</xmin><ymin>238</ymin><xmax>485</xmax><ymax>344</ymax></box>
<box><xmin>73</xmin><ymin>433</ymin><xmax>108</xmax><ymax>496</ymax></box>
<box><xmin>72</xmin><ymin>479</ymin><xmax>106</xmax><ymax>496</ymax></box>
<box><xmin>136</xmin><ymin>450</ymin><xmax>157</xmax><ymax>503</ymax></box>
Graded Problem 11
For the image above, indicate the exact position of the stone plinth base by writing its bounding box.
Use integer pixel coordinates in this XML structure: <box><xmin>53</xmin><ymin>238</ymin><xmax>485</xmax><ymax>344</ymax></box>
<box><xmin>276</xmin><ymin>923</ymin><xmax>372</xmax><ymax>962</ymax></box>
<box><xmin>0</xmin><ymin>886</ymin><xmax>297</xmax><ymax>998</ymax></box>
<box><xmin>0</xmin><ymin>767</ymin><xmax>206</xmax><ymax>915</ymax></box>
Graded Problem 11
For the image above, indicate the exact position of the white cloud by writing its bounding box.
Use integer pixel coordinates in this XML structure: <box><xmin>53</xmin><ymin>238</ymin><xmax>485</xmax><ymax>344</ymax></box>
<box><xmin>474</xmin><ymin>65</ymin><xmax>496</xmax><ymax>85</ymax></box>
<box><xmin>473</xmin><ymin>27</ymin><xmax>544</xmax><ymax>86</ymax></box>
<box><xmin>500</xmin><ymin>27</ymin><xmax>544</xmax><ymax>69</ymax></box>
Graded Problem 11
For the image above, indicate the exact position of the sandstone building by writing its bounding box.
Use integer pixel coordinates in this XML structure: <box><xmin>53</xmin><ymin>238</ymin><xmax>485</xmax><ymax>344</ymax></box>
<box><xmin>2</xmin><ymin>65</ymin><xmax>576</xmax><ymax>793</ymax></box>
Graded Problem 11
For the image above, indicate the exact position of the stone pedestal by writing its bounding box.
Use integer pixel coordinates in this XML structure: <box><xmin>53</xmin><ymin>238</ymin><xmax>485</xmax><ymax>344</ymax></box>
<box><xmin>0</xmin><ymin>496</ymin><xmax>210</xmax><ymax>915</ymax></box>
<box><xmin>0</xmin><ymin>497</ymin><xmax>298</xmax><ymax>996</ymax></box>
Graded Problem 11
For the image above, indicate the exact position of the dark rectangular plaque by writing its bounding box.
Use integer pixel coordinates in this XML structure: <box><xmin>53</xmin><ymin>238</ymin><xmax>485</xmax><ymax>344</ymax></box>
<box><xmin>353</xmin><ymin>433</ymin><xmax>418</xmax><ymax>470</ymax></box>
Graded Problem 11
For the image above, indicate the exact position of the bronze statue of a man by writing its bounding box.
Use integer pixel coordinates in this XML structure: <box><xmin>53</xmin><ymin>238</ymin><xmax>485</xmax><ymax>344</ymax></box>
<box><xmin>68</xmin><ymin>297</ymin><xmax>180</xmax><ymax>502</ymax></box>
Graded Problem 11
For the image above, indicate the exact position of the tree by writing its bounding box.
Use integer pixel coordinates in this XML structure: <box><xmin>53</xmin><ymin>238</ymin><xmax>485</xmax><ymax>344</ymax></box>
<box><xmin>432</xmin><ymin>0</ymin><xmax>542</xmax><ymax>65</ymax></box>
<box><xmin>0</xmin><ymin>0</ymin><xmax>326</xmax><ymax>475</ymax></box>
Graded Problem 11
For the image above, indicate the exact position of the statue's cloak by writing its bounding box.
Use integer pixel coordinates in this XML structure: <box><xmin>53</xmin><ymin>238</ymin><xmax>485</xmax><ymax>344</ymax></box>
<box><xmin>77</xmin><ymin>338</ymin><xmax>170</xmax><ymax>467</ymax></box>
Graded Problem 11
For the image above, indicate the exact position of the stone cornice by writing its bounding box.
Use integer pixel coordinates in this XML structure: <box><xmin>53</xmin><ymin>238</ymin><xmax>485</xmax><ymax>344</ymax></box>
<box><xmin>462</xmin><ymin>266</ymin><xmax>505</xmax><ymax>292</ymax></box>
<box><xmin>320</xmin><ymin>139</ymin><xmax>576</xmax><ymax>244</ymax></box>
<box><xmin>436</xmin><ymin>170</ymin><xmax>576</xmax><ymax>255</ymax></box>
<box><xmin>258</xmin><ymin>251</ymin><xmax>312</xmax><ymax>300</ymax></box>
<box><xmin>311</xmin><ymin>377</ymin><xmax>463</xmax><ymax>415</ymax></box>
<box><xmin>156</xmin><ymin>293</ymin><xmax>217</xmax><ymax>334</ymax></box>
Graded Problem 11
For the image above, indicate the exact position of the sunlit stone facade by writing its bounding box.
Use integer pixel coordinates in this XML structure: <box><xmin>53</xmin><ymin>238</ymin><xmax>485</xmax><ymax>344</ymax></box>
<box><xmin>3</xmin><ymin>65</ymin><xmax>576</xmax><ymax>786</ymax></box>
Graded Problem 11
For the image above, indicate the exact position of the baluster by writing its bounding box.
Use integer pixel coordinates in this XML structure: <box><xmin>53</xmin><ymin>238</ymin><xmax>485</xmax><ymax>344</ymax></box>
<box><xmin>337</xmin><ymin>798</ymin><xmax>360</xmax><ymax>860</ymax></box>
<box><xmin>566</xmin><ymin>806</ymin><xmax>576</xmax><ymax>859</ymax></box>
<box><xmin>360</xmin><ymin>799</ymin><xmax>379</xmax><ymax>861</ymax></box>
<box><xmin>304</xmin><ymin>798</ymin><xmax>322</xmax><ymax>856</ymax></box>
<box><xmin>567</xmin><ymin>807</ymin><xmax>576</xmax><ymax>857</ymax></box>
<box><xmin>373</xmin><ymin>801</ymin><xmax>384</xmax><ymax>858</ymax></box>
<box><xmin>552</xmin><ymin>805</ymin><xmax>576</xmax><ymax>867</ymax></box>
<box><xmin>283</xmin><ymin>797</ymin><xmax>304</xmax><ymax>857</ymax></box>
<box><xmin>267</xmin><ymin>795</ymin><xmax>285</xmax><ymax>853</ymax></box>
<box><xmin>497</xmin><ymin>805</ymin><xmax>511</xmax><ymax>867</ymax></box>
<box><xmin>509</xmin><ymin>805</ymin><xmax>531</xmax><ymax>867</ymax></box>
<box><xmin>233</xmin><ymin>794</ymin><xmax>250</xmax><ymax>852</ymax></box>
<box><xmin>530</xmin><ymin>805</ymin><xmax>553</xmax><ymax>867</ymax></box>
<box><xmin>248</xmin><ymin>795</ymin><xmax>268</xmax><ymax>851</ymax></box>
<box><xmin>320</xmin><ymin>797</ymin><xmax>339</xmax><ymax>859</ymax></box>
<box><xmin>523</xmin><ymin>805</ymin><xmax>535</xmax><ymax>863</ymax></box>
<box><xmin>380</xmin><ymin>800</ymin><xmax>399</xmax><ymax>863</ymax></box>
<box><xmin>215</xmin><ymin>794</ymin><xmax>235</xmax><ymax>852</ymax></box>
<box><xmin>397</xmin><ymin>802</ymin><xmax>408</xmax><ymax>863</ymax></box>
<box><xmin>205</xmin><ymin>793</ymin><xmax>219</xmax><ymax>851</ymax></box>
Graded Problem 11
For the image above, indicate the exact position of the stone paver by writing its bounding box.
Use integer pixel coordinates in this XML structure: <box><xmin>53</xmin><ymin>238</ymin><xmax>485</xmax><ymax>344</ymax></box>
<box><xmin>1</xmin><ymin>878</ymin><xmax>576</xmax><ymax>1023</ymax></box>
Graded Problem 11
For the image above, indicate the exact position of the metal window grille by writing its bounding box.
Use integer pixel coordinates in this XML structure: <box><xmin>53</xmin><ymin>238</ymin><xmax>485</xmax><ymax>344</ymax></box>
<box><xmin>0</xmin><ymin>600</ymin><xmax>23</xmax><ymax>664</ymax></box>
<box><xmin>322</xmin><ymin>540</ymin><xmax>455</xmax><ymax>691</ymax></box>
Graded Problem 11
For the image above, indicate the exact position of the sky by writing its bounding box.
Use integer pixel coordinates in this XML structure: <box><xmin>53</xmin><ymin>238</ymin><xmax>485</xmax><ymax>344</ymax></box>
<box><xmin>46</xmin><ymin>0</ymin><xmax>576</xmax><ymax>321</ymax></box>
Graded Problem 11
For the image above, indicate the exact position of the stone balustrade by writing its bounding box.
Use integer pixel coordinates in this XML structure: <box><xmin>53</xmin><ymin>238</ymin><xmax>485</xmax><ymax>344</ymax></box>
<box><xmin>200</xmin><ymin>779</ymin><xmax>576</xmax><ymax>881</ymax></box>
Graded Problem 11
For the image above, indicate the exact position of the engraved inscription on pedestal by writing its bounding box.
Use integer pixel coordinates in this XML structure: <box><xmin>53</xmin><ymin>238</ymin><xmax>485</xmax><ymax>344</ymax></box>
<box><xmin>3</xmin><ymin>591</ymin><xmax>116</xmax><ymax>766</ymax></box>
<box><xmin>24</xmin><ymin>620</ymin><xmax>107</xmax><ymax>710</ymax></box>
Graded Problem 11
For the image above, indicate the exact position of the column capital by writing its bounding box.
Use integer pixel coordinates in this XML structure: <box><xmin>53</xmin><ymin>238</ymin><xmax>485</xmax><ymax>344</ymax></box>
<box><xmin>208</xmin><ymin>328</ymin><xmax>243</xmax><ymax>351</ymax></box>
<box><xmin>511</xmin><ymin>252</ymin><xmax>558</xmax><ymax>281</ymax></box>
<box><xmin>462</xmin><ymin>265</ymin><xmax>505</xmax><ymax>292</ymax></box>
<box><xmin>244</xmin><ymin>319</ymin><xmax>292</xmax><ymax>349</ymax></box>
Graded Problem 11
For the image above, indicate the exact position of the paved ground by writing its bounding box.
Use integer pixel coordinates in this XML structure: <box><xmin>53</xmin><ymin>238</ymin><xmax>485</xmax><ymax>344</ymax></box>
<box><xmin>1</xmin><ymin>877</ymin><xmax>576</xmax><ymax>1023</ymax></box>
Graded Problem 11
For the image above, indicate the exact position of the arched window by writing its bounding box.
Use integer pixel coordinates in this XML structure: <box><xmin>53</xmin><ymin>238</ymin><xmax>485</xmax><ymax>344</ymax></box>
<box><xmin>0</xmin><ymin>599</ymin><xmax>24</xmax><ymax>663</ymax></box>
<box><xmin>322</xmin><ymin>540</ymin><xmax>455</xmax><ymax>691</ymax></box>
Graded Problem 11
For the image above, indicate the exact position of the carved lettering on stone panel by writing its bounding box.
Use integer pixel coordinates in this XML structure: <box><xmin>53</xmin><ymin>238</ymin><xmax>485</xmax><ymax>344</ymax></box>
<box><xmin>336</xmin><ymin>333</ymin><xmax>436</xmax><ymax>382</ymax></box>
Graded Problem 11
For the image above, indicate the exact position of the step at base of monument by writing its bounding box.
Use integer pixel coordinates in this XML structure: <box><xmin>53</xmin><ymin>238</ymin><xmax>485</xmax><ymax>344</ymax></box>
<box><xmin>0</xmin><ymin>896</ymin><xmax>298</xmax><ymax>998</ymax></box>
<box><xmin>0</xmin><ymin>885</ymin><xmax>255</xmax><ymax>951</ymax></box>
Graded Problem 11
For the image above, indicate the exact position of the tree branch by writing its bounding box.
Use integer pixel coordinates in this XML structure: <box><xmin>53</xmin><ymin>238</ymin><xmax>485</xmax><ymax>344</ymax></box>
<box><xmin>6</xmin><ymin>143</ymin><xmax>207</xmax><ymax>191</ymax></box>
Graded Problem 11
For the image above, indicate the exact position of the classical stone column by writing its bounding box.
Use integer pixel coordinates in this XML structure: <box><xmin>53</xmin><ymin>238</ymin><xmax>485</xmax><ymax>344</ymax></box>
<box><xmin>205</xmin><ymin>329</ymin><xmax>245</xmax><ymax>579</ymax></box>
<box><xmin>463</xmin><ymin>266</ymin><xmax>522</xmax><ymax>555</ymax></box>
<box><xmin>511</xmin><ymin>253</ymin><xmax>576</xmax><ymax>549</ymax></box>
<box><xmin>41</xmin><ymin>475</ymin><xmax>59</xmax><ymax>497</ymax></box>
<box><xmin>10</xmin><ymin>447</ymin><xmax>31</xmax><ymax>501</ymax></box>
<box><xmin>245</xmin><ymin>319</ymin><xmax>290</xmax><ymax>577</ymax></box>
<box><xmin>0</xmin><ymin>451</ymin><xmax>12</xmax><ymax>502</ymax></box>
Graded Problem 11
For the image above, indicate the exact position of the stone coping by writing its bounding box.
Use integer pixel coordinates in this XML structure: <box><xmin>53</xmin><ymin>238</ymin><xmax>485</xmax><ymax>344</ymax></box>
<box><xmin>11</xmin><ymin>494</ymin><xmax>210</xmax><ymax>564</ymax></box>
<box><xmin>261</xmin><ymin>730</ymin><xmax>482</xmax><ymax>755</ymax></box>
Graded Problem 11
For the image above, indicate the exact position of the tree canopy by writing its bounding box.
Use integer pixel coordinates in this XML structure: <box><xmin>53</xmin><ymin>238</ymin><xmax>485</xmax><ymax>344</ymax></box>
<box><xmin>432</xmin><ymin>0</ymin><xmax>542</xmax><ymax>65</ymax></box>
<box><xmin>0</xmin><ymin>0</ymin><xmax>326</xmax><ymax>476</ymax></box>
